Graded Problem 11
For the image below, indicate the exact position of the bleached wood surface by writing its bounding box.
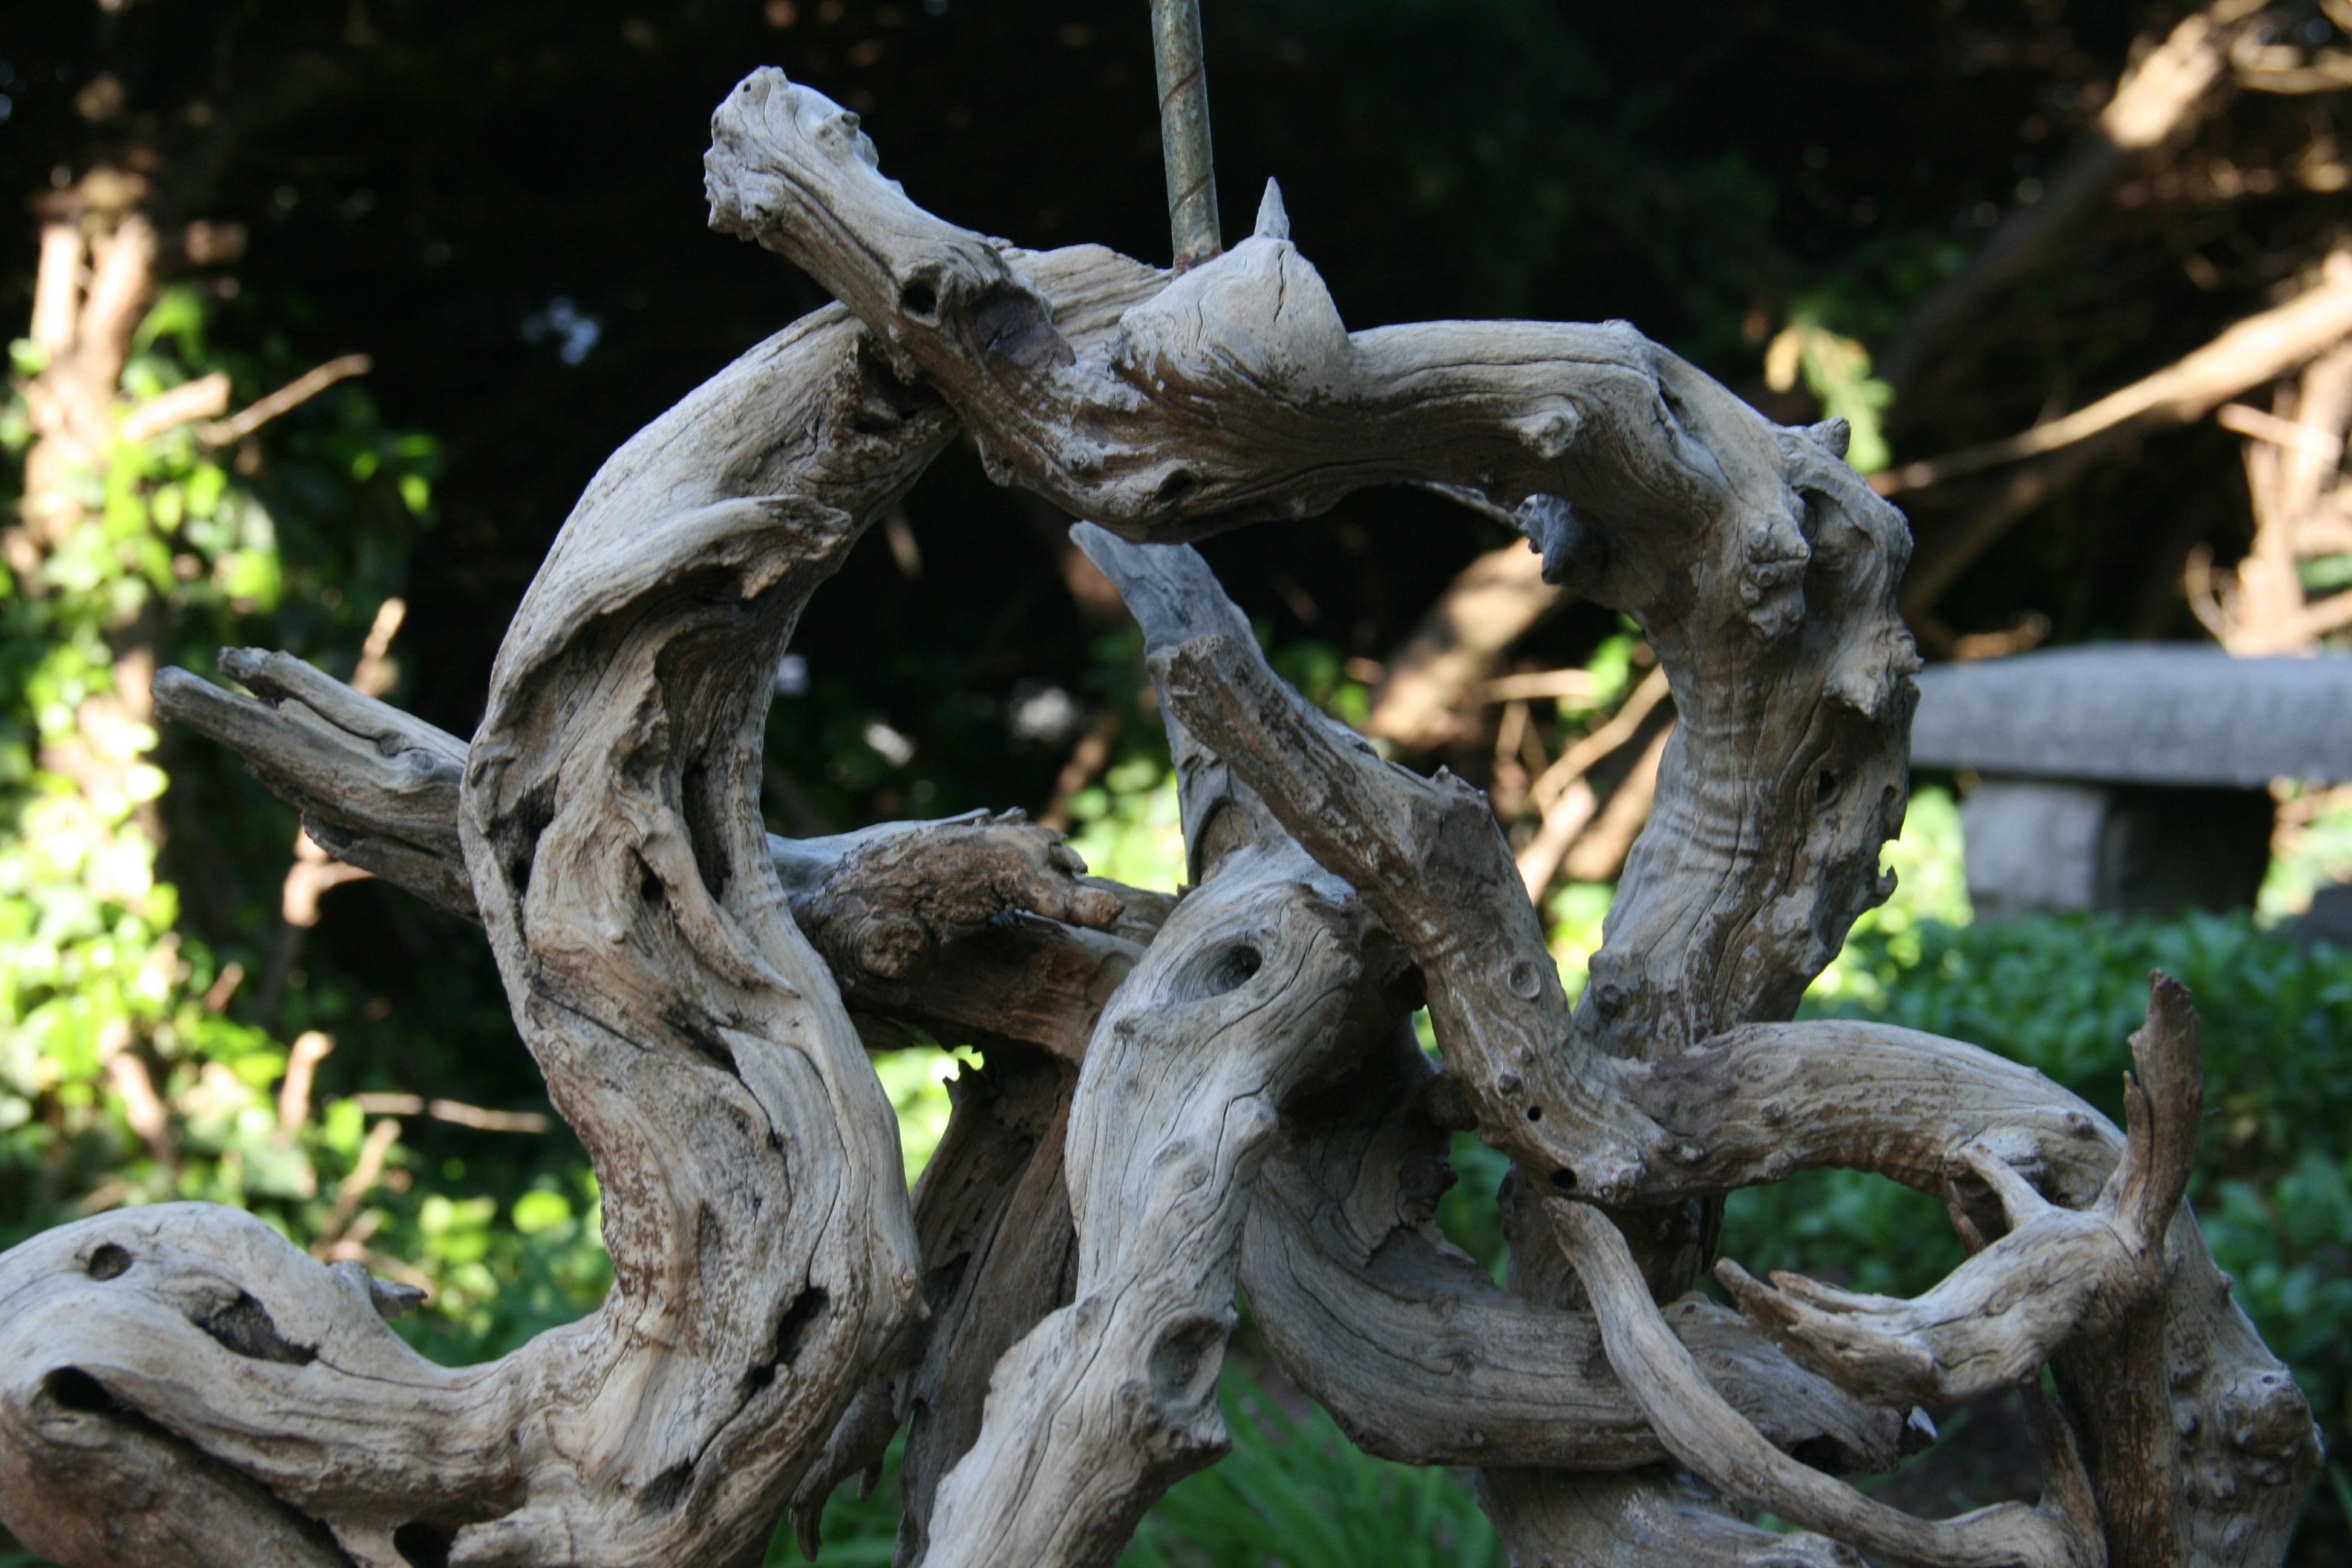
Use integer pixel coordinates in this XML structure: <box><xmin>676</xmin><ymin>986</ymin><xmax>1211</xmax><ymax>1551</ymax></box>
<box><xmin>0</xmin><ymin>64</ymin><xmax>2320</xmax><ymax>1568</ymax></box>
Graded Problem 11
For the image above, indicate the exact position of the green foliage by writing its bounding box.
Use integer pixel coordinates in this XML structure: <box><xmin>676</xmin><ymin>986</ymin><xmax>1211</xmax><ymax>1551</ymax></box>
<box><xmin>395</xmin><ymin>1171</ymin><xmax>612</xmax><ymax>1365</ymax></box>
<box><xmin>1124</xmin><ymin>1380</ymin><xmax>1502</xmax><ymax>1568</ymax></box>
<box><xmin>1763</xmin><ymin>316</ymin><xmax>1895</xmax><ymax>474</ymax></box>
<box><xmin>770</xmin><ymin>1431</ymin><xmax>907</xmax><ymax>1563</ymax></box>
<box><xmin>874</xmin><ymin>1044</ymin><xmax>982</xmax><ymax>1186</ymax></box>
<box><xmin>766</xmin><ymin>1377</ymin><xmax>1503</xmax><ymax>1568</ymax></box>
<box><xmin>0</xmin><ymin>286</ymin><xmax>554</xmax><ymax>1353</ymax></box>
<box><xmin>1065</xmin><ymin>756</ymin><xmax>1186</xmax><ymax>893</ymax></box>
<box><xmin>1724</xmin><ymin>908</ymin><xmax>2352</xmax><ymax>1485</ymax></box>
<box><xmin>2261</xmin><ymin>783</ymin><xmax>2352</xmax><ymax>924</ymax></box>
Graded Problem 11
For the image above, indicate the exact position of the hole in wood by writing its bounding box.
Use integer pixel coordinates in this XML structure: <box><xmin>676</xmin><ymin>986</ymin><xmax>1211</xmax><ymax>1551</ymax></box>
<box><xmin>1550</xmin><ymin>1166</ymin><xmax>1578</xmax><ymax>1192</ymax></box>
<box><xmin>638</xmin><ymin>1461</ymin><xmax>694</xmax><ymax>1517</ymax></box>
<box><xmin>86</xmin><ymin>1243</ymin><xmax>131</xmax><ymax>1280</ymax></box>
<box><xmin>491</xmin><ymin>780</ymin><xmax>557</xmax><ymax>903</ymax></box>
<box><xmin>900</xmin><ymin>278</ymin><xmax>939</xmax><ymax>319</ymax></box>
<box><xmin>773</xmin><ymin>1284</ymin><xmax>831</xmax><ymax>1368</ymax></box>
<box><xmin>1525</xmin><ymin>1104</ymin><xmax>1544</xmax><ymax>1123</ymax></box>
<box><xmin>1175</xmin><ymin>941</ymin><xmax>1263</xmax><ymax>1001</ymax></box>
<box><xmin>1147</xmin><ymin>1314</ymin><xmax>1226</xmax><ymax>1408</ymax></box>
<box><xmin>194</xmin><ymin>1291</ymin><xmax>318</xmax><ymax>1366</ymax></box>
<box><xmin>392</xmin><ymin>1521</ymin><xmax>456</xmax><ymax>1568</ymax></box>
<box><xmin>41</xmin><ymin>1368</ymin><xmax>114</xmax><ymax>1414</ymax></box>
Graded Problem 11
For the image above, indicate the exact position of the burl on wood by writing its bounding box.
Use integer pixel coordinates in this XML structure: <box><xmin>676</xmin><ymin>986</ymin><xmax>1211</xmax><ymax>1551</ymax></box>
<box><xmin>0</xmin><ymin>66</ymin><xmax>2320</xmax><ymax>1568</ymax></box>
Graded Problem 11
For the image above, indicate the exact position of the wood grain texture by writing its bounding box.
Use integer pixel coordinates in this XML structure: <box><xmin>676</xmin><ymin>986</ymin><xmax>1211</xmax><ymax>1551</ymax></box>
<box><xmin>0</xmin><ymin>60</ymin><xmax>2321</xmax><ymax>1568</ymax></box>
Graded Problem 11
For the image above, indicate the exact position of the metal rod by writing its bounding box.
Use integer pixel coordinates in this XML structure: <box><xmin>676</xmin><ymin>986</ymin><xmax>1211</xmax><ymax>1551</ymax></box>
<box><xmin>1148</xmin><ymin>0</ymin><xmax>1221</xmax><ymax>269</ymax></box>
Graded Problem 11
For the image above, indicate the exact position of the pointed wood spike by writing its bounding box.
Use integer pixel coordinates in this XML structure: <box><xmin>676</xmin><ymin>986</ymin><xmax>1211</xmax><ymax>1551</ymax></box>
<box><xmin>1254</xmin><ymin>178</ymin><xmax>1290</xmax><ymax>242</ymax></box>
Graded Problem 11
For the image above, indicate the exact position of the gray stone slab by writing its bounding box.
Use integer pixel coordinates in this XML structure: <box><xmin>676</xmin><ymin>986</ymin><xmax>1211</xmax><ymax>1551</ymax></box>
<box><xmin>1910</xmin><ymin>645</ymin><xmax>2352</xmax><ymax>788</ymax></box>
<box><xmin>1959</xmin><ymin>777</ymin><xmax>2275</xmax><ymax>916</ymax></box>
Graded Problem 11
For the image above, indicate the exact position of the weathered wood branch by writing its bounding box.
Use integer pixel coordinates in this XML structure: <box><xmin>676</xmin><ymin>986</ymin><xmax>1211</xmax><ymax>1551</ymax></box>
<box><xmin>1240</xmin><ymin>1033</ymin><xmax>1910</xmax><ymax>1476</ymax></box>
<box><xmin>699</xmin><ymin>64</ymin><xmax>2321</xmax><ymax>1568</ymax></box>
<box><xmin>1714</xmin><ymin>978</ymin><xmax>2199</xmax><ymax>1410</ymax></box>
<box><xmin>1</xmin><ymin>59</ymin><xmax>2325</xmax><ymax>1568</ymax></box>
<box><xmin>1157</xmin><ymin>627</ymin><xmax>1663</xmax><ymax>1200</ymax></box>
<box><xmin>1078</xmin><ymin>527</ymin><xmax>1916</xmax><ymax>1552</ymax></box>
<box><xmin>920</xmin><ymin>838</ymin><xmax>1374</xmax><ymax>1568</ymax></box>
<box><xmin>1552</xmin><ymin>1198</ymin><xmax>2106</xmax><ymax>1568</ymax></box>
<box><xmin>4</xmin><ymin>295</ymin><xmax>978</xmax><ymax>1566</ymax></box>
<box><xmin>1628</xmin><ymin>986</ymin><xmax>2321</xmax><ymax>1565</ymax></box>
<box><xmin>154</xmin><ymin>658</ymin><xmax>1146</xmax><ymax>1063</ymax></box>
<box><xmin>439</xmin><ymin>307</ymin><xmax>949</xmax><ymax>1562</ymax></box>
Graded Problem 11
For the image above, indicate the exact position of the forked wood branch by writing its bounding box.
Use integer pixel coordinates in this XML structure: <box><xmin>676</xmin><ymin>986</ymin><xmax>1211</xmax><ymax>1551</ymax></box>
<box><xmin>0</xmin><ymin>59</ymin><xmax>2324</xmax><ymax>1568</ymax></box>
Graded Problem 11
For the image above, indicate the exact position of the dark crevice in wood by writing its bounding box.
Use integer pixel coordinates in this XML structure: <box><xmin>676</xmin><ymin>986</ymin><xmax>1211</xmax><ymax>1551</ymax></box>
<box><xmin>193</xmin><ymin>1292</ymin><xmax>318</xmax><ymax>1367</ymax></box>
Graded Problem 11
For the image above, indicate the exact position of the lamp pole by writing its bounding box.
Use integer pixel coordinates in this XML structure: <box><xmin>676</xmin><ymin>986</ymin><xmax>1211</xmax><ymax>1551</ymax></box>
<box><xmin>1148</xmin><ymin>0</ymin><xmax>1221</xmax><ymax>269</ymax></box>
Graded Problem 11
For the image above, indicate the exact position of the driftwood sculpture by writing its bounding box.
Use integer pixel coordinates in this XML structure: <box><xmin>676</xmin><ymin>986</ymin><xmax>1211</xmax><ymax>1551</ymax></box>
<box><xmin>0</xmin><ymin>33</ymin><xmax>2324</xmax><ymax>1568</ymax></box>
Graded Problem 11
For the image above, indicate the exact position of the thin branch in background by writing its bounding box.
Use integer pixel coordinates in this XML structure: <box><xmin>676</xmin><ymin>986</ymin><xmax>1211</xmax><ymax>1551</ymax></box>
<box><xmin>1563</xmin><ymin>725</ymin><xmax>1671</xmax><ymax>885</ymax></box>
<box><xmin>2194</xmin><ymin>336</ymin><xmax>2352</xmax><ymax>651</ymax></box>
<box><xmin>1039</xmin><ymin>704</ymin><xmax>1123</xmax><ymax>832</ymax></box>
<box><xmin>2218</xmin><ymin>399</ymin><xmax>2347</xmax><ymax>464</ymax></box>
<box><xmin>1512</xmin><ymin>666</ymin><xmax>1673</xmax><ymax>897</ymax></box>
<box><xmin>199</xmin><ymin>960</ymin><xmax>244</xmax><ymax>1013</ymax></box>
<box><xmin>276</xmin><ymin>1030</ymin><xmax>334</xmax><ymax>1135</ymax></box>
<box><xmin>1950</xmin><ymin>613</ymin><xmax>2051</xmax><ymax>661</ymax></box>
<box><xmin>319</xmin><ymin>1116</ymin><xmax>402</xmax><ymax>1245</ymax></box>
<box><xmin>1491</xmin><ymin>698</ymin><xmax>1535</xmax><ymax>818</ymax></box>
<box><xmin>1879</xmin><ymin>253</ymin><xmax>2352</xmax><ymax>495</ymax></box>
<box><xmin>1515</xmin><ymin>777</ymin><xmax>1597</xmax><ymax>901</ymax></box>
<box><xmin>1875</xmin><ymin>0</ymin><xmax>2262</xmax><ymax>398</ymax></box>
<box><xmin>197</xmin><ymin>353</ymin><xmax>372</xmax><ymax>446</ymax></box>
<box><xmin>348</xmin><ymin>1093</ymin><xmax>552</xmax><ymax>1135</ymax></box>
<box><xmin>1483</xmin><ymin>668</ymin><xmax>1600</xmax><ymax>704</ymax></box>
<box><xmin>883</xmin><ymin>504</ymin><xmax>923</xmax><ymax>578</ymax></box>
<box><xmin>29</xmin><ymin>221</ymin><xmax>82</xmax><ymax>357</ymax></box>
<box><xmin>350</xmin><ymin>596</ymin><xmax>405</xmax><ymax>698</ymax></box>
<box><xmin>1530</xmin><ymin>665</ymin><xmax>1671</xmax><ymax>812</ymax></box>
<box><xmin>119</xmin><ymin>372</ymin><xmax>230</xmax><ymax>444</ymax></box>
<box><xmin>97</xmin><ymin>1021</ymin><xmax>176</xmax><ymax>1167</ymax></box>
<box><xmin>1365</xmin><ymin>540</ymin><xmax>1561</xmax><ymax>751</ymax></box>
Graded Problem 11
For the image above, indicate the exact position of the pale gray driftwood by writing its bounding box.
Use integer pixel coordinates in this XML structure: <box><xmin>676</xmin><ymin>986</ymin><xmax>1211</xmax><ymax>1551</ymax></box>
<box><xmin>1552</xmin><ymin>1197</ymin><xmax>2106</xmax><ymax>1568</ymax></box>
<box><xmin>1076</xmin><ymin>523</ymin><xmax>1918</xmax><ymax>1506</ymax></box>
<box><xmin>1</xmin><ymin>305</ymin><xmax>964</xmax><ymax>1566</ymax></box>
<box><xmin>157</xmin><ymin>612</ymin><xmax>1919</xmax><ymax>1544</ymax></box>
<box><xmin>154</xmin><ymin>658</ymin><xmax>1146</xmax><ymax>1064</ymax></box>
<box><xmin>1633</xmin><ymin>985</ymin><xmax>2320</xmax><ymax>1566</ymax></box>
<box><xmin>0</xmin><ymin>57</ymin><xmax>2325</xmax><ymax>1568</ymax></box>
<box><xmin>920</xmin><ymin>837</ymin><xmax>1375</xmax><ymax>1568</ymax></box>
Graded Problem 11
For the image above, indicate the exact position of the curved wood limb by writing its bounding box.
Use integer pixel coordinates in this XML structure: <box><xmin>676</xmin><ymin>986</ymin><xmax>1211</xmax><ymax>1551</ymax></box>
<box><xmin>2</xmin><ymin>299</ymin><xmax>970</xmax><ymax>1565</ymax></box>
<box><xmin>704</xmin><ymin>65</ymin><xmax>1918</xmax><ymax>1073</ymax></box>
<box><xmin>1552</xmin><ymin>1199</ymin><xmax>2105</xmax><ymax>1568</ymax></box>
<box><xmin>1630</xmin><ymin>981</ymin><xmax>2321</xmax><ymax>1566</ymax></box>
<box><xmin>5</xmin><ymin>56</ymin><xmax>2318</xmax><ymax>1568</ymax></box>
<box><xmin>918</xmin><ymin>838</ymin><xmax>1376</xmax><ymax>1568</ymax></box>
<box><xmin>1713</xmin><ymin>975</ymin><xmax>2201</xmax><ymax>1409</ymax></box>
<box><xmin>153</xmin><ymin>656</ymin><xmax>1143</xmax><ymax>1063</ymax></box>
<box><xmin>1080</xmin><ymin>526</ymin><xmax>1919</xmax><ymax>1561</ymax></box>
<box><xmin>0</xmin><ymin>1204</ymin><xmax>518</xmax><ymax>1567</ymax></box>
<box><xmin>1241</xmin><ymin>1031</ymin><xmax>1910</xmax><ymax>1476</ymax></box>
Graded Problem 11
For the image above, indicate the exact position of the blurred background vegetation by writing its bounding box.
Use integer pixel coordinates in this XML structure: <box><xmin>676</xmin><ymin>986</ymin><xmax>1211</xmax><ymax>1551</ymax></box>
<box><xmin>3</xmin><ymin>0</ymin><xmax>2351</xmax><ymax>1561</ymax></box>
